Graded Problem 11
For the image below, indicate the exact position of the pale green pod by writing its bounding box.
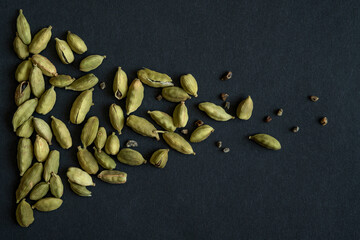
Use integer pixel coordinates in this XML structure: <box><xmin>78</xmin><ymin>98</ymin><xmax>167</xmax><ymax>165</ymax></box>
<box><xmin>31</xmin><ymin>54</ymin><xmax>57</xmax><ymax>77</ymax></box>
<box><xmin>69</xmin><ymin>88</ymin><xmax>94</xmax><ymax>124</ymax></box>
<box><xmin>16</xmin><ymin>162</ymin><xmax>43</xmax><ymax>203</ymax></box>
<box><xmin>49</xmin><ymin>173</ymin><xmax>63</xmax><ymax>198</ymax></box>
<box><xmin>93</xmin><ymin>147</ymin><xmax>116</xmax><ymax>170</ymax></box>
<box><xmin>29</xmin><ymin>26</ymin><xmax>52</xmax><ymax>54</ymax></box>
<box><xmin>198</xmin><ymin>102</ymin><xmax>235</xmax><ymax>121</ymax></box>
<box><xmin>16</xmin><ymin>199</ymin><xmax>34</xmax><ymax>227</ymax></box>
<box><xmin>15</xmin><ymin>81</ymin><xmax>31</xmax><ymax>106</ymax></box>
<box><xmin>150</xmin><ymin>149</ymin><xmax>169</xmax><ymax>168</ymax></box>
<box><xmin>137</xmin><ymin>68</ymin><xmax>173</xmax><ymax>88</ymax></box>
<box><xmin>94</xmin><ymin>127</ymin><xmax>107</xmax><ymax>152</ymax></box>
<box><xmin>173</xmin><ymin>101</ymin><xmax>188</xmax><ymax>128</ymax></box>
<box><xmin>68</xmin><ymin>179</ymin><xmax>92</xmax><ymax>197</ymax></box>
<box><xmin>126</xmin><ymin>79</ymin><xmax>144</xmax><ymax>115</ymax></box>
<box><xmin>36</xmin><ymin>86</ymin><xmax>56</xmax><ymax>115</ymax></box>
<box><xmin>65</xmin><ymin>73</ymin><xmax>99</xmax><ymax>91</ymax></box>
<box><xmin>50</xmin><ymin>116</ymin><xmax>72</xmax><ymax>149</ymax></box>
<box><xmin>249</xmin><ymin>134</ymin><xmax>281</xmax><ymax>150</ymax></box>
<box><xmin>32</xmin><ymin>197</ymin><xmax>63</xmax><ymax>212</ymax></box>
<box><xmin>117</xmin><ymin>148</ymin><xmax>146</xmax><ymax>166</ymax></box>
<box><xmin>180</xmin><ymin>74</ymin><xmax>198</xmax><ymax>97</ymax></box>
<box><xmin>190</xmin><ymin>125</ymin><xmax>214</xmax><ymax>143</ymax></box>
<box><xmin>17</xmin><ymin>138</ymin><xmax>33</xmax><ymax>176</ymax></box>
<box><xmin>66</xmin><ymin>167</ymin><xmax>95</xmax><ymax>186</ymax></box>
<box><xmin>16</xmin><ymin>116</ymin><xmax>34</xmax><ymax>138</ymax></box>
<box><xmin>109</xmin><ymin>104</ymin><xmax>124</xmax><ymax>134</ymax></box>
<box><xmin>15</xmin><ymin>59</ymin><xmax>32</xmax><ymax>82</ymax></box>
<box><xmin>29</xmin><ymin>182</ymin><xmax>49</xmax><ymax>201</ymax></box>
<box><xmin>55</xmin><ymin>38</ymin><xmax>74</xmax><ymax>64</ymax></box>
<box><xmin>43</xmin><ymin>150</ymin><xmax>60</xmax><ymax>182</ymax></box>
<box><xmin>33</xmin><ymin>117</ymin><xmax>52</xmax><ymax>145</ymax></box>
<box><xmin>104</xmin><ymin>132</ymin><xmax>120</xmax><ymax>155</ymax></box>
<box><xmin>147</xmin><ymin>110</ymin><xmax>176</xmax><ymax>132</ymax></box>
<box><xmin>79</xmin><ymin>55</ymin><xmax>106</xmax><ymax>72</ymax></box>
<box><xmin>81</xmin><ymin>116</ymin><xmax>99</xmax><ymax>148</ymax></box>
<box><xmin>162</xmin><ymin>132</ymin><xmax>195</xmax><ymax>155</ymax></box>
<box><xmin>161</xmin><ymin>87</ymin><xmax>191</xmax><ymax>102</ymax></box>
<box><xmin>113</xmin><ymin>67</ymin><xmax>128</xmax><ymax>100</ymax></box>
<box><xmin>236</xmin><ymin>96</ymin><xmax>253</xmax><ymax>120</ymax></box>
<box><xmin>34</xmin><ymin>135</ymin><xmax>49</xmax><ymax>162</ymax></box>
<box><xmin>49</xmin><ymin>75</ymin><xmax>75</xmax><ymax>88</ymax></box>
<box><xmin>126</xmin><ymin>115</ymin><xmax>160</xmax><ymax>140</ymax></box>
<box><xmin>97</xmin><ymin>170</ymin><xmax>127</xmax><ymax>184</ymax></box>
<box><xmin>13</xmin><ymin>32</ymin><xmax>29</xmax><ymax>59</ymax></box>
<box><xmin>16</xmin><ymin>9</ymin><xmax>31</xmax><ymax>45</ymax></box>
<box><xmin>29</xmin><ymin>64</ymin><xmax>45</xmax><ymax>98</ymax></box>
<box><xmin>77</xmin><ymin>146</ymin><xmax>99</xmax><ymax>175</ymax></box>
<box><xmin>67</xmin><ymin>31</ymin><xmax>87</xmax><ymax>54</ymax></box>
<box><xmin>12</xmin><ymin>98</ymin><xmax>38</xmax><ymax>132</ymax></box>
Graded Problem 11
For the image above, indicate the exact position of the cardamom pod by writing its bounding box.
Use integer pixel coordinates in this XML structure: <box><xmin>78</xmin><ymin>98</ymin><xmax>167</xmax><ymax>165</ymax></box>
<box><xmin>12</xmin><ymin>98</ymin><xmax>38</xmax><ymax>132</ymax></box>
<box><xmin>137</xmin><ymin>68</ymin><xmax>173</xmax><ymax>88</ymax></box>
<box><xmin>113</xmin><ymin>67</ymin><xmax>128</xmax><ymax>100</ymax></box>
<box><xmin>77</xmin><ymin>146</ymin><xmax>99</xmax><ymax>175</ymax></box>
<box><xmin>66</xmin><ymin>167</ymin><xmax>95</xmax><ymax>186</ymax></box>
<box><xmin>29</xmin><ymin>182</ymin><xmax>49</xmax><ymax>201</ymax></box>
<box><xmin>126</xmin><ymin>115</ymin><xmax>160</xmax><ymax>140</ymax></box>
<box><xmin>36</xmin><ymin>86</ymin><xmax>56</xmax><ymax>115</ymax></box>
<box><xmin>104</xmin><ymin>132</ymin><xmax>120</xmax><ymax>155</ymax></box>
<box><xmin>16</xmin><ymin>199</ymin><xmax>34</xmax><ymax>227</ymax></box>
<box><xmin>93</xmin><ymin>147</ymin><xmax>116</xmax><ymax>170</ymax></box>
<box><xmin>50</xmin><ymin>116</ymin><xmax>72</xmax><ymax>149</ymax></box>
<box><xmin>94</xmin><ymin>127</ymin><xmax>107</xmax><ymax>152</ymax></box>
<box><xmin>16</xmin><ymin>162</ymin><xmax>43</xmax><ymax>203</ymax></box>
<box><xmin>13</xmin><ymin>32</ymin><xmax>29</xmax><ymax>59</ymax></box>
<box><xmin>109</xmin><ymin>104</ymin><xmax>124</xmax><ymax>134</ymax></box>
<box><xmin>49</xmin><ymin>173</ymin><xmax>64</xmax><ymax>198</ymax></box>
<box><xmin>126</xmin><ymin>78</ymin><xmax>144</xmax><ymax>115</ymax></box>
<box><xmin>67</xmin><ymin>31</ymin><xmax>87</xmax><ymax>54</ymax></box>
<box><xmin>16</xmin><ymin>116</ymin><xmax>34</xmax><ymax>138</ymax></box>
<box><xmin>249</xmin><ymin>134</ymin><xmax>281</xmax><ymax>150</ymax></box>
<box><xmin>162</xmin><ymin>132</ymin><xmax>195</xmax><ymax>155</ymax></box>
<box><xmin>16</xmin><ymin>9</ymin><xmax>31</xmax><ymax>45</ymax></box>
<box><xmin>29</xmin><ymin>26</ymin><xmax>52</xmax><ymax>54</ymax></box>
<box><xmin>49</xmin><ymin>75</ymin><xmax>75</xmax><ymax>88</ymax></box>
<box><xmin>97</xmin><ymin>170</ymin><xmax>127</xmax><ymax>184</ymax></box>
<box><xmin>65</xmin><ymin>73</ymin><xmax>99</xmax><ymax>91</ymax></box>
<box><xmin>68</xmin><ymin>179</ymin><xmax>92</xmax><ymax>197</ymax></box>
<box><xmin>173</xmin><ymin>101</ymin><xmax>188</xmax><ymax>128</ymax></box>
<box><xmin>32</xmin><ymin>197</ymin><xmax>63</xmax><ymax>212</ymax></box>
<box><xmin>180</xmin><ymin>74</ymin><xmax>198</xmax><ymax>97</ymax></box>
<box><xmin>33</xmin><ymin>117</ymin><xmax>52</xmax><ymax>145</ymax></box>
<box><xmin>43</xmin><ymin>150</ymin><xmax>60</xmax><ymax>182</ymax></box>
<box><xmin>69</xmin><ymin>88</ymin><xmax>94</xmax><ymax>124</ymax></box>
<box><xmin>31</xmin><ymin>54</ymin><xmax>57</xmax><ymax>77</ymax></box>
<box><xmin>29</xmin><ymin>64</ymin><xmax>45</xmax><ymax>98</ymax></box>
<box><xmin>190</xmin><ymin>125</ymin><xmax>214</xmax><ymax>143</ymax></box>
<box><xmin>147</xmin><ymin>110</ymin><xmax>176</xmax><ymax>132</ymax></box>
<box><xmin>55</xmin><ymin>38</ymin><xmax>74</xmax><ymax>64</ymax></box>
<box><xmin>236</xmin><ymin>96</ymin><xmax>253</xmax><ymax>120</ymax></box>
<box><xmin>15</xmin><ymin>81</ymin><xmax>31</xmax><ymax>106</ymax></box>
<box><xmin>15</xmin><ymin>59</ymin><xmax>32</xmax><ymax>82</ymax></box>
<box><xmin>17</xmin><ymin>138</ymin><xmax>33</xmax><ymax>176</ymax></box>
<box><xmin>150</xmin><ymin>149</ymin><xmax>169</xmax><ymax>168</ymax></box>
<box><xmin>198</xmin><ymin>102</ymin><xmax>235</xmax><ymax>121</ymax></box>
<box><xmin>81</xmin><ymin>116</ymin><xmax>99</xmax><ymax>148</ymax></box>
<box><xmin>34</xmin><ymin>135</ymin><xmax>49</xmax><ymax>162</ymax></box>
<box><xmin>162</xmin><ymin>87</ymin><xmax>191</xmax><ymax>102</ymax></box>
<box><xmin>79</xmin><ymin>55</ymin><xmax>106</xmax><ymax>72</ymax></box>
<box><xmin>117</xmin><ymin>148</ymin><xmax>146</xmax><ymax>166</ymax></box>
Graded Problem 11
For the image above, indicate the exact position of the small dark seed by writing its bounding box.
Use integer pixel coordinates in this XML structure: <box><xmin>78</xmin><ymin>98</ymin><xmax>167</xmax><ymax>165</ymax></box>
<box><xmin>224</xmin><ymin>101</ymin><xmax>230</xmax><ymax>110</ymax></box>
<box><xmin>181</xmin><ymin>129</ymin><xmax>188</xmax><ymax>134</ymax></box>
<box><xmin>291</xmin><ymin>126</ymin><xmax>300</xmax><ymax>133</ymax></box>
<box><xmin>310</xmin><ymin>96</ymin><xmax>319</xmax><ymax>102</ymax></box>
<box><xmin>221</xmin><ymin>71</ymin><xmax>232</xmax><ymax>80</ymax></box>
<box><xmin>156</xmin><ymin>94</ymin><xmax>163</xmax><ymax>101</ymax></box>
<box><xmin>220</xmin><ymin>93</ymin><xmax>229</xmax><ymax>101</ymax></box>
<box><xmin>195</xmin><ymin>120</ymin><xmax>204</xmax><ymax>127</ymax></box>
<box><xmin>264</xmin><ymin>116</ymin><xmax>272</xmax><ymax>122</ymax></box>
<box><xmin>125</xmin><ymin>140</ymin><xmax>138</xmax><ymax>148</ymax></box>
<box><xmin>99</xmin><ymin>82</ymin><xmax>106</xmax><ymax>90</ymax></box>
<box><xmin>320</xmin><ymin>117</ymin><xmax>328</xmax><ymax>126</ymax></box>
<box><xmin>216</xmin><ymin>141</ymin><xmax>222</xmax><ymax>148</ymax></box>
<box><xmin>223</xmin><ymin>147</ymin><xmax>230</xmax><ymax>153</ymax></box>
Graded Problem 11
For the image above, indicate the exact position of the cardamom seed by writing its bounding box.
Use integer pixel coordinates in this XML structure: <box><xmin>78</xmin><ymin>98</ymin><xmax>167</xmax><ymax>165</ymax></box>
<box><xmin>109</xmin><ymin>104</ymin><xmax>124</xmax><ymax>134</ymax></box>
<box><xmin>16</xmin><ymin>9</ymin><xmax>31</xmax><ymax>45</ymax></box>
<box><xmin>137</xmin><ymin>68</ymin><xmax>173</xmax><ymax>88</ymax></box>
<box><xmin>69</xmin><ymin>88</ymin><xmax>94</xmax><ymax>124</ymax></box>
<box><xmin>79</xmin><ymin>55</ymin><xmax>106</xmax><ymax>72</ymax></box>
<box><xmin>33</xmin><ymin>117</ymin><xmax>52</xmax><ymax>145</ymax></box>
<box><xmin>49</xmin><ymin>75</ymin><xmax>75</xmax><ymax>88</ymax></box>
<box><xmin>50</xmin><ymin>116</ymin><xmax>72</xmax><ymax>149</ymax></box>
<box><xmin>16</xmin><ymin>162</ymin><xmax>43</xmax><ymax>203</ymax></box>
<box><xmin>66</xmin><ymin>167</ymin><xmax>95</xmax><ymax>186</ymax></box>
<box><xmin>12</xmin><ymin>98</ymin><xmax>38</xmax><ymax>132</ymax></box>
<box><xmin>162</xmin><ymin>132</ymin><xmax>195</xmax><ymax>155</ymax></box>
<box><xmin>55</xmin><ymin>37</ymin><xmax>74</xmax><ymax>64</ymax></box>
<box><xmin>126</xmin><ymin>115</ymin><xmax>160</xmax><ymax>140</ymax></box>
<box><xmin>65</xmin><ymin>73</ymin><xmax>99</xmax><ymax>91</ymax></box>
<box><xmin>67</xmin><ymin>31</ymin><xmax>87</xmax><ymax>54</ymax></box>
<box><xmin>68</xmin><ymin>179</ymin><xmax>92</xmax><ymax>197</ymax></box>
<box><xmin>190</xmin><ymin>125</ymin><xmax>214</xmax><ymax>143</ymax></box>
<box><xmin>77</xmin><ymin>146</ymin><xmax>99</xmax><ymax>175</ymax></box>
<box><xmin>29</xmin><ymin>26</ymin><xmax>52</xmax><ymax>54</ymax></box>
<box><xmin>113</xmin><ymin>67</ymin><xmax>128</xmax><ymax>100</ymax></box>
<box><xmin>17</xmin><ymin>138</ymin><xmax>33</xmax><ymax>176</ymax></box>
<box><xmin>161</xmin><ymin>87</ymin><xmax>191</xmax><ymax>102</ymax></box>
<box><xmin>104</xmin><ymin>132</ymin><xmax>120</xmax><ymax>155</ymax></box>
<box><xmin>93</xmin><ymin>147</ymin><xmax>116</xmax><ymax>170</ymax></box>
<box><xmin>32</xmin><ymin>197</ymin><xmax>63</xmax><ymax>212</ymax></box>
<box><xmin>15</xmin><ymin>59</ymin><xmax>32</xmax><ymax>82</ymax></box>
<box><xmin>81</xmin><ymin>116</ymin><xmax>99</xmax><ymax>148</ymax></box>
<box><xmin>180</xmin><ymin>74</ymin><xmax>198</xmax><ymax>97</ymax></box>
<box><xmin>43</xmin><ymin>150</ymin><xmax>60</xmax><ymax>182</ymax></box>
<box><xmin>29</xmin><ymin>182</ymin><xmax>49</xmax><ymax>201</ymax></box>
<box><xmin>13</xmin><ymin>32</ymin><xmax>29</xmax><ymax>59</ymax></box>
<box><xmin>249</xmin><ymin>134</ymin><xmax>281</xmax><ymax>150</ymax></box>
<box><xmin>15</xmin><ymin>81</ymin><xmax>31</xmax><ymax>106</ymax></box>
<box><xmin>29</xmin><ymin>64</ymin><xmax>45</xmax><ymax>98</ymax></box>
<box><xmin>16</xmin><ymin>116</ymin><xmax>34</xmax><ymax>138</ymax></box>
<box><xmin>36</xmin><ymin>86</ymin><xmax>56</xmax><ymax>115</ymax></box>
<box><xmin>117</xmin><ymin>148</ymin><xmax>146</xmax><ymax>166</ymax></box>
<box><xmin>94</xmin><ymin>127</ymin><xmax>107</xmax><ymax>152</ymax></box>
<box><xmin>31</xmin><ymin>54</ymin><xmax>58</xmax><ymax>77</ymax></box>
<box><xmin>173</xmin><ymin>101</ymin><xmax>188</xmax><ymax>128</ymax></box>
<box><xmin>236</xmin><ymin>96</ymin><xmax>253</xmax><ymax>120</ymax></box>
<box><xmin>198</xmin><ymin>102</ymin><xmax>235</xmax><ymax>121</ymax></box>
<box><xmin>149</xmin><ymin>149</ymin><xmax>169</xmax><ymax>168</ymax></box>
<box><xmin>97</xmin><ymin>170</ymin><xmax>127</xmax><ymax>184</ymax></box>
<box><xmin>34</xmin><ymin>135</ymin><xmax>49</xmax><ymax>162</ymax></box>
<box><xmin>16</xmin><ymin>199</ymin><xmax>34</xmax><ymax>227</ymax></box>
<box><xmin>49</xmin><ymin>172</ymin><xmax>64</xmax><ymax>198</ymax></box>
<box><xmin>126</xmin><ymin>78</ymin><xmax>144</xmax><ymax>115</ymax></box>
<box><xmin>147</xmin><ymin>110</ymin><xmax>176</xmax><ymax>132</ymax></box>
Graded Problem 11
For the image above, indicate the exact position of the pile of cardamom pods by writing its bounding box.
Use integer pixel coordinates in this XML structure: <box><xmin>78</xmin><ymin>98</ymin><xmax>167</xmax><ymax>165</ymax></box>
<box><xmin>13</xmin><ymin>9</ymin><xmax>281</xmax><ymax>228</ymax></box>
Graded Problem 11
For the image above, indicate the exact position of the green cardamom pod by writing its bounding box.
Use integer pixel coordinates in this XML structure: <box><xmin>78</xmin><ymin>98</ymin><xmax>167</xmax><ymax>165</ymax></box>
<box><xmin>16</xmin><ymin>199</ymin><xmax>34</xmax><ymax>227</ymax></box>
<box><xmin>17</xmin><ymin>138</ymin><xmax>33</xmax><ymax>176</ymax></box>
<box><xmin>190</xmin><ymin>125</ymin><xmax>214</xmax><ymax>143</ymax></box>
<box><xmin>13</xmin><ymin>32</ymin><xmax>29</xmax><ymax>59</ymax></box>
<box><xmin>79</xmin><ymin>55</ymin><xmax>106</xmax><ymax>72</ymax></box>
<box><xmin>104</xmin><ymin>132</ymin><xmax>120</xmax><ymax>155</ymax></box>
<box><xmin>198</xmin><ymin>102</ymin><xmax>235</xmax><ymax>121</ymax></box>
<box><xmin>162</xmin><ymin>132</ymin><xmax>195</xmax><ymax>155</ymax></box>
<box><xmin>50</xmin><ymin>116</ymin><xmax>72</xmax><ymax>149</ymax></box>
<box><xmin>173</xmin><ymin>101</ymin><xmax>188</xmax><ymax>128</ymax></box>
<box><xmin>36</xmin><ymin>86</ymin><xmax>56</xmax><ymax>115</ymax></box>
<box><xmin>180</xmin><ymin>74</ymin><xmax>198</xmax><ymax>97</ymax></box>
<box><xmin>29</xmin><ymin>64</ymin><xmax>45</xmax><ymax>98</ymax></box>
<box><xmin>29</xmin><ymin>26</ymin><xmax>52</xmax><ymax>54</ymax></box>
<box><xmin>49</xmin><ymin>172</ymin><xmax>64</xmax><ymax>198</ymax></box>
<box><xmin>33</xmin><ymin>117</ymin><xmax>52</xmax><ymax>145</ymax></box>
<box><xmin>68</xmin><ymin>179</ymin><xmax>92</xmax><ymax>197</ymax></box>
<box><xmin>117</xmin><ymin>148</ymin><xmax>146</xmax><ymax>166</ymax></box>
<box><xmin>65</xmin><ymin>73</ymin><xmax>99</xmax><ymax>91</ymax></box>
<box><xmin>147</xmin><ymin>110</ymin><xmax>176</xmax><ymax>132</ymax></box>
<box><xmin>93</xmin><ymin>147</ymin><xmax>117</xmax><ymax>170</ymax></box>
<box><xmin>161</xmin><ymin>87</ymin><xmax>191</xmax><ymax>102</ymax></box>
<box><xmin>126</xmin><ymin>78</ymin><xmax>144</xmax><ymax>115</ymax></box>
<box><xmin>55</xmin><ymin>38</ymin><xmax>74</xmax><ymax>64</ymax></box>
<box><xmin>16</xmin><ymin>116</ymin><xmax>34</xmax><ymax>138</ymax></box>
<box><xmin>94</xmin><ymin>127</ymin><xmax>107</xmax><ymax>152</ymax></box>
<box><xmin>80</xmin><ymin>116</ymin><xmax>99</xmax><ymax>148</ymax></box>
<box><xmin>16</xmin><ymin>162</ymin><xmax>43</xmax><ymax>203</ymax></box>
<box><xmin>31</xmin><ymin>54</ymin><xmax>57</xmax><ymax>77</ymax></box>
<box><xmin>137</xmin><ymin>68</ymin><xmax>173</xmax><ymax>88</ymax></box>
<box><xmin>34</xmin><ymin>135</ymin><xmax>49</xmax><ymax>162</ymax></box>
<box><xmin>49</xmin><ymin>75</ymin><xmax>75</xmax><ymax>88</ymax></box>
<box><xmin>32</xmin><ymin>197</ymin><xmax>63</xmax><ymax>212</ymax></box>
<box><xmin>77</xmin><ymin>146</ymin><xmax>99</xmax><ymax>175</ymax></box>
<box><xmin>29</xmin><ymin>182</ymin><xmax>49</xmax><ymax>201</ymax></box>
<box><xmin>150</xmin><ymin>149</ymin><xmax>169</xmax><ymax>168</ymax></box>
<box><xmin>43</xmin><ymin>150</ymin><xmax>60</xmax><ymax>182</ymax></box>
<box><xmin>236</xmin><ymin>96</ymin><xmax>253</xmax><ymax>120</ymax></box>
<box><xmin>15</xmin><ymin>81</ymin><xmax>31</xmax><ymax>106</ymax></box>
<box><xmin>67</xmin><ymin>31</ymin><xmax>87</xmax><ymax>54</ymax></box>
<box><xmin>16</xmin><ymin>9</ymin><xmax>31</xmax><ymax>45</ymax></box>
<box><xmin>249</xmin><ymin>134</ymin><xmax>281</xmax><ymax>150</ymax></box>
<box><xmin>97</xmin><ymin>170</ymin><xmax>127</xmax><ymax>184</ymax></box>
<box><xmin>12</xmin><ymin>98</ymin><xmax>38</xmax><ymax>132</ymax></box>
<box><xmin>126</xmin><ymin>115</ymin><xmax>160</xmax><ymax>140</ymax></box>
<box><xmin>113</xmin><ymin>67</ymin><xmax>128</xmax><ymax>100</ymax></box>
<box><xmin>15</xmin><ymin>59</ymin><xmax>32</xmax><ymax>82</ymax></box>
<box><xmin>66</xmin><ymin>167</ymin><xmax>95</xmax><ymax>186</ymax></box>
<box><xmin>69</xmin><ymin>88</ymin><xmax>94</xmax><ymax>124</ymax></box>
<box><xmin>109</xmin><ymin>104</ymin><xmax>124</xmax><ymax>134</ymax></box>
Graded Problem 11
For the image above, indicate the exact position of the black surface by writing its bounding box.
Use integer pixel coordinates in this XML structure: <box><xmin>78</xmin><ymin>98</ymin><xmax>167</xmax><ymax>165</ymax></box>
<box><xmin>1</xmin><ymin>0</ymin><xmax>359</xmax><ymax>239</ymax></box>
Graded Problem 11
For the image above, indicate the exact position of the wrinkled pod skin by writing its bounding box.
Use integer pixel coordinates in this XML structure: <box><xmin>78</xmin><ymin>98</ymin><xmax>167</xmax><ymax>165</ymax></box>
<box><xmin>126</xmin><ymin>115</ymin><xmax>160</xmax><ymax>140</ymax></box>
<box><xmin>137</xmin><ymin>68</ymin><xmax>173</xmax><ymax>88</ymax></box>
<box><xmin>162</xmin><ymin>132</ymin><xmax>195</xmax><ymax>155</ymax></box>
<box><xmin>249</xmin><ymin>134</ymin><xmax>281</xmax><ymax>150</ymax></box>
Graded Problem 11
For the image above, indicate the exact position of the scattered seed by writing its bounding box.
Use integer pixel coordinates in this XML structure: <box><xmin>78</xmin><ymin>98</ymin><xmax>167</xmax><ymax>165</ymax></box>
<box><xmin>99</xmin><ymin>82</ymin><xmax>106</xmax><ymax>90</ymax></box>
<box><xmin>276</xmin><ymin>108</ymin><xmax>283</xmax><ymax>116</ymax></box>
<box><xmin>320</xmin><ymin>117</ymin><xmax>328</xmax><ymax>126</ymax></box>
<box><xmin>310</xmin><ymin>96</ymin><xmax>319</xmax><ymax>102</ymax></box>
<box><xmin>291</xmin><ymin>126</ymin><xmax>300</xmax><ymax>133</ymax></box>
<box><xmin>221</xmin><ymin>71</ymin><xmax>232</xmax><ymax>80</ymax></box>
<box><xmin>125</xmin><ymin>140</ymin><xmax>138</xmax><ymax>148</ymax></box>
<box><xmin>224</xmin><ymin>101</ymin><xmax>230</xmax><ymax>110</ymax></box>
<box><xmin>155</xmin><ymin>94</ymin><xmax>162</xmax><ymax>101</ymax></box>
<box><xmin>264</xmin><ymin>116</ymin><xmax>272</xmax><ymax>122</ymax></box>
<box><xmin>216</xmin><ymin>141</ymin><xmax>222</xmax><ymax>148</ymax></box>
<box><xmin>194</xmin><ymin>120</ymin><xmax>204</xmax><ymax>127</ymax></box>
<box><xmin>223</xmin><ymin>147</ymin><xmax>230</xmax><ymax>153</ymax></box>
<box><xmin>220</xmin><ymin>93</ymin><xmax>229</xmax><ymax>101</ymax></box>
<box><xmin>181</xmin><ymin>129</ymin><xmax>188</xmax><ymax>134</ymax></box>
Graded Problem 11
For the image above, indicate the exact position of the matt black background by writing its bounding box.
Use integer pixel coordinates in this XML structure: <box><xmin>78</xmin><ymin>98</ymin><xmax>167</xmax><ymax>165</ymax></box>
<box><xmin>1</xmin><ymin>0</ymin><xmax>359</xmax><ymax>239</ymax></box>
